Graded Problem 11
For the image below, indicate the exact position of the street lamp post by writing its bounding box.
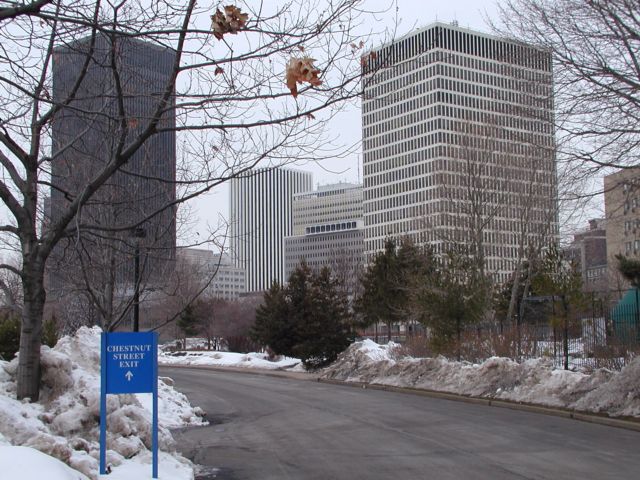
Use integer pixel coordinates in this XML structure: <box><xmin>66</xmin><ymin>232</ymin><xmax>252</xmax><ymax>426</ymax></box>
<box><xmin>132</xmin><ymin>227</ymin><xmax>146</xmax><ymax>332</ymax></box>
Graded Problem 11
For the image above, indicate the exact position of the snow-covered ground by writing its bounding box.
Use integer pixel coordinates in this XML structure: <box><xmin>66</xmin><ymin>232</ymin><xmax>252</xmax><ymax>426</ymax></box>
<box><xmin>0</xmin><ymin>327</ymin><xmax>206</xmax><ymax>480</ymax></box>
<box><xmin>159</xmin><ymin>349</ymin><xmax>301</xmax><ymax>370</ymax></box>
<box><xmin>322</xmin><ymin>340</ymin><xmax>640</xmax><ymax>418</ymax></box>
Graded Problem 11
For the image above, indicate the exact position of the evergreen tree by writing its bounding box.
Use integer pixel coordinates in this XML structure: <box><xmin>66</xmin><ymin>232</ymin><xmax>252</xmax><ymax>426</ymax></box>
<box><xmin>251</xmin><ymin>281</ymin><xmax>296</xmax><ymax>357</ymax></box>
<box><xmin>531</xmin><ymin>244</ymin><xmax>584</xmax><ymax>369</ymax></box>
<box><xmin>177</xmin><ymin>303</ymin><xmax>201</xmax><ymax>345</ymax></box>
<box><xmin>615</xmin><ymin>254</ymin><xmax>640</xmax><ymax>288</ymax></box>
<box><xmin>42</xmin><ymin>315</ymin><xmax>58</xmax><ymax>348</ymax></box>
<box><xmin>356</xmin><ymin>238</ymin><xmax>400</xmax><ymax>341</ymax></box>
<box><xmin>415</xmin><ymin>245</ymin><xmax>491</xmax><ymax>359</ymax></box>
<box><xmin>293</xmin><ymin>267</ymin><xmax>351</xmax><ymax>369</ymax></box>
<box><xmin>357</xmin><ymin>238</ymin><xmax>436</xmax><ymax>341</ymax></box>
<box><xmin>0</xmin><ymin>312</ymin><xmax>20</xmax><ymax>360</ymax></box>
<box><xmin>251</xmin><ymin>261</ymin><xmax>352</xmax><ymax>369</ymax></box>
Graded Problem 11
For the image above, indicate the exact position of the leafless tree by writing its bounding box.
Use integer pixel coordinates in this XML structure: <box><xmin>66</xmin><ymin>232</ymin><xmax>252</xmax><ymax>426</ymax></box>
<box><xmin>0</xmin><ymin>0</ymin><xmax>381</xmax><ymax>400</ymax></box>
<box><xmin>493</xmin><ymin>0</ymin><xmax>640</xmax><ymax>172</ymax></box>
<box><xmin>0</xmin><ymin>254</ymin><xmax>22</xmax><ymax>313</ymax></box>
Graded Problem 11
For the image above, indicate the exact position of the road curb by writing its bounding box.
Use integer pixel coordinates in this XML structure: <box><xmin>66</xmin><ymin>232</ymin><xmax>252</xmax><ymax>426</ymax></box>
<box><xmin>160</xmin><ymin>363</ymin><xmax>640</xmax><ymax>433</ymax></box>
<box><xmin>317</xmin><ymin>377</ymin><xmax>640</xmax><ymax>433</ymax></box>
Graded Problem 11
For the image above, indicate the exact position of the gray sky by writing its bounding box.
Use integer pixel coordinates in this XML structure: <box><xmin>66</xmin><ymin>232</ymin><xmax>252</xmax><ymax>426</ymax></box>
<box><xmin>186</xmin><ymin>0</ymin><xmax>501</xmax><ymax>247</ymax></box>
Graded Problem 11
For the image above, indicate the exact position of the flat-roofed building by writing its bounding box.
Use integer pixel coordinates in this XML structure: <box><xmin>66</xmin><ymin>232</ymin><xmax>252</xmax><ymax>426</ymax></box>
<box><xmin>362</xmin><ymin>22</ymin><xmax>558</xmax><ymax>283</ymax></box>
<box><xmin>230</xmin><ymin>167</ymin><xmax>313</xmax><ymax>292</ymax></box>
<box><xmin>284</xmin><ymin>183</ymin><xmax>364</xmax><ymax>295</ymax></box>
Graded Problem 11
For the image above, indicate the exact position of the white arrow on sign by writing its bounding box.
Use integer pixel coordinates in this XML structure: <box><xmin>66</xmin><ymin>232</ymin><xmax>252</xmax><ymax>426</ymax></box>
<box><xmin>125</xmin><ymin>371</ymin><xmax>134</xmax><ymax>381</ymax></box>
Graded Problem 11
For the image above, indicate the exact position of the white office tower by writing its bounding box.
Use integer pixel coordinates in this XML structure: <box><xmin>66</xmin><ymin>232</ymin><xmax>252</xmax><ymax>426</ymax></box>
<box><xmin>362</xmin><ymin>22</ymin><xmax>558</xmax><ymax>283</ymax></box>
<box><xmin>230</xmin><ymin>167</ymin><xmax>313</xmax><ymax>292</ymax></box>
<box><xmin>284</xmin><ymin>183</ymin><xmax>364</xmax><ymax>283</ymax></box>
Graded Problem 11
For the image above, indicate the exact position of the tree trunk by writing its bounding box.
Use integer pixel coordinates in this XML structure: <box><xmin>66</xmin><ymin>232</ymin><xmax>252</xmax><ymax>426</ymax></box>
<box><xmin>17</xmin><ymin>260</ymin><xmax>47</xmax><ymax>401</ymax></box>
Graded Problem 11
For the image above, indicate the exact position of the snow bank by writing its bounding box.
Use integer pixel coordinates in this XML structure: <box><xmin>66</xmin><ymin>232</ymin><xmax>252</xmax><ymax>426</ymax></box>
<box><xmin>0</xmin><ymin>327</ymin><xmax>206</xmax><ymax>479</ymax></box>
<box><xmin>322</xmin><ymin>341</ymin><xmax>640</xmax><ymax>418</ymax></box>
<box><xmin>0</xmin><ymin>445</ymin><xmax>89</xmax><ymax>480</ymax></box>
<box><xmin>159</xmin><ymin>350</ymin><xmax>301</xmax><ymax>370</ymax></box>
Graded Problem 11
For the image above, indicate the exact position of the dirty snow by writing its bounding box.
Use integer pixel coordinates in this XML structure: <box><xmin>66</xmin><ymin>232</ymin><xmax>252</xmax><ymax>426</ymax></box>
<box><xmin>322</xmin><ymin>340</ymin><xmax>640</xmax><ymax>418</ymax></box>
<box><xmin>159</xmin><ymin>350</ymin><xmax>301</xmax><ymax>370</ymax></box>
<box><xmin>0</xmin><ymin>326</ymin><xmax>206</xmax><ymax>480</ymax></box>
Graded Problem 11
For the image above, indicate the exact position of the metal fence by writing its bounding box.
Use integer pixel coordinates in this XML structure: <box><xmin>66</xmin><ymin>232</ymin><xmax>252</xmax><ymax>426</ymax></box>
<box><xmin>361</xmin><ymin>290</ymin><xmax>640</xmax><ymax>371</ymax></box>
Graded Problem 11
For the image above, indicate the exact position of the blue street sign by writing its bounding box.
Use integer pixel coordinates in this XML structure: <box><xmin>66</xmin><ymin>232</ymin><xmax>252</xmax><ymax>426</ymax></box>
<box><xmin>100</xmin><ymin>331</ymin><xmax>158</xmax><ymax>478</ymax></box>
<box><xmin>105</xmin><ymin>332</ymin><xmax>155</xmax><ymax>394</ymax></box>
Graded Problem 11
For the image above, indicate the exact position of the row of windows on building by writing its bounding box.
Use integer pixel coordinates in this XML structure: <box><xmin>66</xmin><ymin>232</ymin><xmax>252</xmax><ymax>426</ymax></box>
<box><xmin>364</xmin><ymin>100</ymin><xmax>551</xmax><ymax>140</ymax></box>
<box><xmin>364</xmin><ymin>95</ymin><xmax>550</xmax><ymax>141</ymax></box>
<box><xmin>363</xmin><ymin>74</ymin><xmax>550</xmax><ymax>123</ymax></box>
<box><xmin>364</xmin><ymin>113</ymin><xmax>553</xmax><ymax>153</ymax></box>
<box><xmin>623</xmin><ymin>219</ymin><xmax>640</xmax><ymax>234</ymax></box>
<box><xmin>363</xmin><ymin>201</ymin><xmax>550</xmax><ymax>234</ymax></box>
<box><xmin>624</xmin><ymin>240</ymin><xmax>640</xmax><ymax>254</ymax></box>
<box><xmin>364</xmin><ymin>26</ymin><xmax>550</xmax><ymax>79</ymax></box>
<box><xmin>364</xmin><ymin>128</ymin><xmax>553</xmax><ymax>164</ymax></box>
<box><xmin>362</xmin><ymin>143</ymin><xmax>553</xmax><ymax>178</ymax></box>
<box><xmin>365</xmin><ymin>59</ymin><xmax>551</xmax><ymax>109</ymax></box>
<box><xmin>304</xmin><ymin>221</ymin><xmax>359</xmax><ymax>235</ymax></box>
<box><xmin>364</xmin><ymin>156</ymin><xmax>553</xmax><ymax>192</ymax></box>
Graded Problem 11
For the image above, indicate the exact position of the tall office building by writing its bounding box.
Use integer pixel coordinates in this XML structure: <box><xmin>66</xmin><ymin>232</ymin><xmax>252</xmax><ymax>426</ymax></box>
<box><xmin>230</xmin><ymin>167</ymin><xmax>313</xmax><ymax>292</ymax></box>
<box><xmin>284</xmin><ymin>183</ymin><xmax>364</xmax><ymax>283</ymax></box>
<box><xmin>49</xmin><ymin>34</ymin><xmax>176</xmax><ymax>292</ymax></box>
<box><xmin>362</xmin><ymin>23</ymin><xmax>558</xmax><ymax>283</ymax></box>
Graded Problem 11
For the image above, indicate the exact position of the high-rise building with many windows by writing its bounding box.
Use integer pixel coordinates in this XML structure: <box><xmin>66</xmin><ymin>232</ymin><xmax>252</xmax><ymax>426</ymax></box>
<box><xmin>229</xmin><ymin>167</ymin><xmax>313</xmax><ymax>292</ymax></box>
<box><xmin>49</xmin><ymin>33</ymin><xmax>176</xmax><ymax>294</ymax></box>
<box><xmin>362</xmin><ymin>22</ymin><xmax>558</xmax><ymax>283</ymax></box>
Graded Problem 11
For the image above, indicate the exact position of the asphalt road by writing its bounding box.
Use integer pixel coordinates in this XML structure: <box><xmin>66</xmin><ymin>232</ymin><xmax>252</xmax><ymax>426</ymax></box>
<box><xmin>162</xmin><ymin>367</ymin><xmax>640</xmax><ymax>480</ymax></box>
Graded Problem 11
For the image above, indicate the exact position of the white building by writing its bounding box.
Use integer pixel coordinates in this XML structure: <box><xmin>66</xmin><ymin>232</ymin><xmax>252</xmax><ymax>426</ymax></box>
<box><xmin>362</xmin><ymin>22</ymin><xmax>558</xmax><ymax>283</ymax></box>
<box><xmin>229</xmin><ymin>167</ymin><xmax>313</xmax><ymax>292</ymax></box>
<box><xmin>284</xmin><ymin>183</ymin><xmax>364</xmax><ymax>284</ymax></box>
<box><xmin>176</xmin><ymin>248</ymin><xmax>245</xmax><ymax>300</ymax></box>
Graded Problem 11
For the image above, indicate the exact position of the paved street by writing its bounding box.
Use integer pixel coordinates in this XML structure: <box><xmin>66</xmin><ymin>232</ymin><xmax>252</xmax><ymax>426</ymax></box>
<box><xmin>163</xmin><ymin>367</ymin><xmax>639</xmax><ymax>480</ymax></box>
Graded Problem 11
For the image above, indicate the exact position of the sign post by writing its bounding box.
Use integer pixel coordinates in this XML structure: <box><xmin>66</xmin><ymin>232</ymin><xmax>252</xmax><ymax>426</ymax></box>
<box><xmin>100</xmin><ymin>332</ymin><xmax>158</xmax><ymax>478</ymax></box>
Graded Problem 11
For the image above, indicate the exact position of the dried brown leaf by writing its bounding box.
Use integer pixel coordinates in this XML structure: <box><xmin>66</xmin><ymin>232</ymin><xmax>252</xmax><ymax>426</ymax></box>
<box><xmin>285</xmin><ymin>57</ymin><xmax>323</xmax><ymax>97</ymax></box>
<box><xmin>210</xmin><ymin>5</ymin><xmax>248</xmax><ymax>40</ymax></box>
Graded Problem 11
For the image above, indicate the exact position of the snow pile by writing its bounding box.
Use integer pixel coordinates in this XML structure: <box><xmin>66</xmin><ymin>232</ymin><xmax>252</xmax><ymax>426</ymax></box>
<box><xmin>159</xmin><ymin>350</ymin><xmax>301</xmax><ymax>370</ymax></box>
<box><xmin>0</xmin><ymin>326</ymin><xmax>206</xmax><ymax>479</ymax></box>
<box><xmin>0</xmin><ymin>445</ymin><xmax>89</xmax><ymax>480</ymax></box>
<box><xmin>322</xmin><ymin>340</ymin><xmax>640</xmax><ymax>418</ymax></box>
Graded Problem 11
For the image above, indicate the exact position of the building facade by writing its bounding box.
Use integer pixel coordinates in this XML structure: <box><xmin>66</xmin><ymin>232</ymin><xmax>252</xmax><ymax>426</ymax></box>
<box><xmin>50</xmin><ymin>34</ymin><xmax>176</xmax><ymax>293</ymax></box>
<box><xmin>361</xmin><ymin>23</ymin><xmax>558</xmax><ymax>283</ymax></box>
<box><xmin>229</xmin><ymin>167</ymin><xmax>313</xmax><ymax>292</ymax></box>
<box><xmin>176</xmin><ymin>249</ymin><xmax>245</xmax><ymax>300</ymax></box>
<box><xmin>605</xmin><ymin>168</ymin><xmax>640</xmax><ymax>290</ymax></box>
<box><xmin>565</xmin><ymin>219</ymin><xmax>608</xmax><ymax>293</ymax></box>
<box><xmin>284</xmin><ymin>183</ymin><xmax>364</xmax><ymax>287</ymax></box>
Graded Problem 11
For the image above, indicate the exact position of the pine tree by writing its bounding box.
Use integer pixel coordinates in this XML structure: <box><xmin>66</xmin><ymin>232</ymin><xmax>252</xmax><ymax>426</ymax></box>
<box><xmin>42</xmin><ymin>315</ymin><xmax>59</xmax><ymax>348</ymax></box>
<box><xmin>250</xmin><ymin>281</ymin><xmax>296</xmax><ymax>357</ymax></box>
<box><xmin>251</xmin><ymin>261</ymin><xmax>352</xmax><ymax>368</ymax></box>
<box><xmin>415</xmin><ymin>245</ymin><xmax>491</xmax><ymax>359</ymax></box>
<box><xmin>177</xmin><ymin>303</ymin><xmax>201</xmax><ymax>346</ymax></box>
<box><xmin>357</xmin><ymin>237</ymin><xmax>436</xmax><ymax>341</ymax></box>
<box><xmin>293</xmin><ymin>267</ymin><xmax>351</xmax><ymax>369</ymax></box>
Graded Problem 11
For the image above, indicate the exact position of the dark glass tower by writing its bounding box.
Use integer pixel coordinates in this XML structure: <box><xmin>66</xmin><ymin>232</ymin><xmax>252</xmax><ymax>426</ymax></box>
<box><xmin>49</xmin><ymin>33</ymin><xmax>176</xmax><ymax>298</ymax></box>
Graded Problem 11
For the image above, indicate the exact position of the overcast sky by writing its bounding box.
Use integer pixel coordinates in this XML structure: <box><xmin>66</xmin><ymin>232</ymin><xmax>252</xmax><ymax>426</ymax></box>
<box><xmin>187</xmin><ymin>0</ymin><xmax>502</xmax><ymax>246</ymax></box>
